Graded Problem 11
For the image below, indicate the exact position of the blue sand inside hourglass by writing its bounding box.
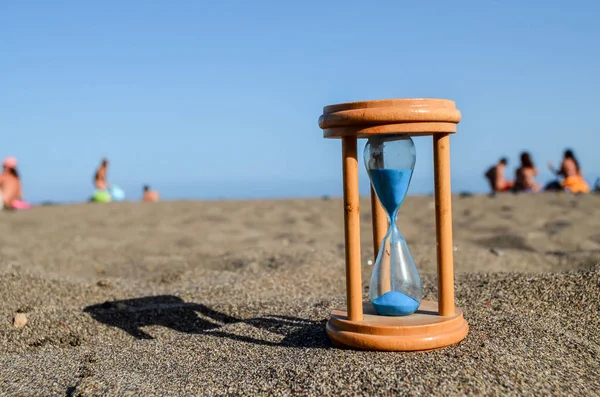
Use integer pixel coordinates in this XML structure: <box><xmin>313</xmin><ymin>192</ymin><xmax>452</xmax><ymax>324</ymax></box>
<box><xmin>372</xmin><ymin>291</ymin><xmax>419</xmax><ymax>316</ymax></box>
<box><xmin>369</xmin><ymin>168</ymin><xmax>418</xmax><ymax>316</ymax></box>
<box><xmin>368</xmin><ymin>169</ymin><xmax>413</xmax><ymax>215</ymax></box>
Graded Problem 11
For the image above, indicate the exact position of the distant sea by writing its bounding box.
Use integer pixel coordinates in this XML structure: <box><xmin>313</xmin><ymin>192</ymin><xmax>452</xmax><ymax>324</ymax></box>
<box><xmin>23</xmin><ymin>173</ymin><xmax>600</xmax><ymax>205</ymax></box>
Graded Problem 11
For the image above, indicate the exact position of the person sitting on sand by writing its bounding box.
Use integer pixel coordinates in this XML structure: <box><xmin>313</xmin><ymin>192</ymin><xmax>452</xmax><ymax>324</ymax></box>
<box><xmin>513</xmin><ymin>152</ymin><xmax>541</xmax><ymax>193</ymax></box>
<box><xmin>484</xmin><ymin>157</ymin><xmax>513</xmax><ymax>195</ymax></box>
<box><xmin>142</xmin><ymin>185</ymin><xmax>159</xmax><ymax>202</ymax></box>
<box><xmin>546</xmin><ymin>149</ymin><xmax>590</xmax><ymax>194</ymax></box>
<box><xmin>0</xmin><ymin>157</ymin><xmax>23</xmax><ymax>210</ymax></box>
<box><xmin>94</xmin><ymin>158</ymin><xmax>109</xmax><ymax>190</ymax></box>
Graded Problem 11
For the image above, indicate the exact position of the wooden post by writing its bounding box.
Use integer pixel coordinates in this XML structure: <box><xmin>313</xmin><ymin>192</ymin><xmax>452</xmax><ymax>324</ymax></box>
<box><xmin>370</xmin><ymin>187</ymin><xmax>387</xmax><ymax>258</ymax></box>
<box><xmin>371</xmin><ymin>186</ymin><xmax>392</xmax><ymax>295</ymax></box>
<box><xmin>369</xmin><ymin>141</ymin><xmax>390</xmax><ymax>294</ymax></box>
<box><xmin>370</xmin><ymin>141</ymin><xmax>387</xmax><ymax>258</ymax></box>
<box><xmin>342</xmin><ymin>136</ymin><xmax>363</xmax><ymax>321</ymax></box>
<box><xmin>433</xmin><ymin>133</ymin><xmax>455</xmax><ymax>316</ymax></box>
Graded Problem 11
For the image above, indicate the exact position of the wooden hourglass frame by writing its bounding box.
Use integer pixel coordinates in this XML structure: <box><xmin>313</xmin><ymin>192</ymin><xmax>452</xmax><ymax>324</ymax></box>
<box><xmin>318</xmin><ymin>98</ymin><xmax>469</xmax><ymax>351</ymax></box>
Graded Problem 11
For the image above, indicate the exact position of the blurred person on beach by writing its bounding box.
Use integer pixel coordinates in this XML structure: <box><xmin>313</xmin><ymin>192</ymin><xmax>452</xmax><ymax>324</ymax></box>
<box><xmin>142</xmin><ymin>185</ymin><xmax>160</xmax><ymax>202</ymax></box>
<box><xmin>0</xmin><ymin>157</ymin><xmax>23</xmax><ymax>210</ymax></box>
<box><xmin>484</xmin><ymin>157</ymin><xmax>513</xmax><ymax>195</ymax></box>
<box><xmin>94</xmin><ymin>158</ymin><xmax>109</xmax><ymax>190</ymax></box>
<box><xmin>546</xmin><ymin>149</ymin><xmax>590</xmax><ymax>193</ymax></box>
<box><xmin>513</xmin><ymin>152</ymin><xmax>541</xmax><ymax>193</ymax></box>
<box><xmin>91</xmin><ymin>158</ymin><xmax>126</xmax><ymax>202</ymax></box>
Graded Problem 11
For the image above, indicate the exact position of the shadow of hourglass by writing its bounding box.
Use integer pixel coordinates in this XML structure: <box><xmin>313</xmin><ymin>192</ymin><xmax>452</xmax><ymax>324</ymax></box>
<box><xmin>84</xmin><ymin>295</ymin><xmax>329</xmax><ymax>349</ymax></box>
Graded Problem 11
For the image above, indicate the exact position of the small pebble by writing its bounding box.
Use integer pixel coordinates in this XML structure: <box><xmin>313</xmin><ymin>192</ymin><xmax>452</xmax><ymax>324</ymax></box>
<box><xmin>490</xmin><ymin>248</ymin><xmax>504</xmax><ymax>256</ymax></box>
<box><xmin>13</xmin><ymin>313</ymin><xmax>27</xmax><ymax>328</ymax></box>
<box><xmin>97</xmin><ymin>280</ymin><xmax>111</xmax><ymax>287</ymax></box>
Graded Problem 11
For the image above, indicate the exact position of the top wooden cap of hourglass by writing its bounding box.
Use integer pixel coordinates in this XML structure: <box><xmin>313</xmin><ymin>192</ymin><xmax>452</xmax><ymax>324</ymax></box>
<box><xmin>318</xmin><ymin>98</ymin><xmax>461</xmax><ymax>138</ymax></box>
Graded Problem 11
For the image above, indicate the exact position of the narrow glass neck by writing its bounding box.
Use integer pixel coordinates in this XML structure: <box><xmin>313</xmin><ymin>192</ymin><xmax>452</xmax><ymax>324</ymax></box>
<box><xmin>386</xmin><ymin>206</ymin><xmax>401</xmax><ymax>228</ymax></box>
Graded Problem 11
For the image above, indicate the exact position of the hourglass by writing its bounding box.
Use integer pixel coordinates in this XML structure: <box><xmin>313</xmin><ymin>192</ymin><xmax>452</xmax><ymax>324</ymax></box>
<box><xmin>318</xmin><ymin>98</ymin><xmax>469</xmax><ymax>351</ymax></box>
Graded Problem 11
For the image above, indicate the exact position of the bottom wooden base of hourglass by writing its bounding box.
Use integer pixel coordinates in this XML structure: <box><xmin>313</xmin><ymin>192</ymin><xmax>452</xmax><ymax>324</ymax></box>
<box><xmin>326</xmin><ymin>300</ymin><xmax>468</xmax><ymax>352</ymax></box>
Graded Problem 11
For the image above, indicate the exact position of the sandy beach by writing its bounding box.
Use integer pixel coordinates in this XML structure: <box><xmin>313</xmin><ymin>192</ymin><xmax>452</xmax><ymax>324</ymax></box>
<box><xmin>1</xmin><ymin>193</ymin><xmax>599</xmax><ymax>396</ymax></box>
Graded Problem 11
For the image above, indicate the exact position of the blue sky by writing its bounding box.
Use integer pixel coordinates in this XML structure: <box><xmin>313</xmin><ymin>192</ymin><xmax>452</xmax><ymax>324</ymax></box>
<box><xmin>1</xmin><ymin>0</ymin><xmax>599</xmax><ymax>202</ymax></box>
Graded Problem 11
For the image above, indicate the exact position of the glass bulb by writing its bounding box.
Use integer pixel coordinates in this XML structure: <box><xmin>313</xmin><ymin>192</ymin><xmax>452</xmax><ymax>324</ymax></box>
<box><xmin>364</xmin><ymin>135</ymin><xmax>422</xmax><ymax>316</ymax></box>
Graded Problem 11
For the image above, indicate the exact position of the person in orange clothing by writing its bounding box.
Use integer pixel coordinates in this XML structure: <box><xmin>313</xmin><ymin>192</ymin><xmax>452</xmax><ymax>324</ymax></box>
<box><xmin>547</xmin><ymin>149</ymin><xmax>590</xmax><ymax>194</ymax></box>
<box><xmin>142</xmin><ymin>185</ymin><xmax>160</xmax><ymax>202</ymax></box>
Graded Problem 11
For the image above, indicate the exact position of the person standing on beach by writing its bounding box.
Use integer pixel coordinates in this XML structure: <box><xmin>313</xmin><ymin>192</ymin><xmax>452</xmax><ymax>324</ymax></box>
<box><xmin>513</xmin><ymin>152</ymin><xmax>540</xmax><ymax>192</ymax></box>
<box><xmin>94</xmin><ymin>158</ymin><xmax>109</xmax><ymax>190</ymax></box>
<box><xmin>0</xmin><ymin>157</ymin><xmax>23</xmax><ymax>209</ymax></box>
<box><xmin>547</xmin><ymin>149</ymin><xmax>590</xmax><ymax>193</ymax></box>
<box><xmin>142</xmin><ymin>185</ymin><xmax>160</xmax><ymax>202</ymax></box>
<box><xmin>484</xmin><ymin>157</ymin><xmax>513</xmax><ymax>195</ymax></box>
